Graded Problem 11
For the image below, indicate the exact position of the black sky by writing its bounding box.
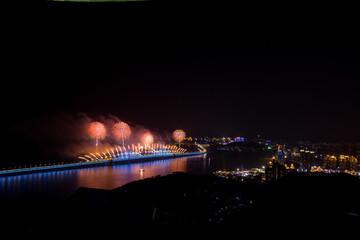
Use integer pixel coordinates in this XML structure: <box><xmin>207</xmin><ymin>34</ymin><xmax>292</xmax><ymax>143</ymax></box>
<box><xmin>4</xmin><ymin>1</ymin><xmax>360</xmax><ymax>148</ymax></box>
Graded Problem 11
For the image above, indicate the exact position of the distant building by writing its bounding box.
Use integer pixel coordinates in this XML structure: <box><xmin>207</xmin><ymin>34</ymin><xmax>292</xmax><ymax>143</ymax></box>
<box><xmin>234</xmin><ymin>137</ymin><xmax>244</xmax><ymax>142</ymax></box>
<box><xmin>298</xmin><ymin>148</ymin><xmax>319</xmax><ymax>166</ymax></box>
<box><xmin>323</xmin><ymin>155</ymin><xmax>358</xmax><ymax>171</ymax></box>
<box><xmin>339</xmin><ymin>155</ymin><xmax>358</xmax><ymax>170</ymax></box>
<box><xmin>265</xmin><ymin>160</ymin><xmax>286</xmax><ymax>181</ymax></box>
<box><xmin>323</xmin><ymin>155</ymin><xmax>337</xmax><ymax>169</ymax></box>
<box><xmin>277</xmin><ymin>145</ymin><xmax>284</xmax><ymax>164</ymax></box>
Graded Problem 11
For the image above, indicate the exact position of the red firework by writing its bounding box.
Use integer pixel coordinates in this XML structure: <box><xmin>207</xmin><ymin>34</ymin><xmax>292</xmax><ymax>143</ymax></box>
<box><xmin>112</xmin><ymin>122</ymin><xmax>131</xmax><ymax>139</ymax></box>
<box><xmin>89</xmin><ymin>122</ymin><xmax>106</xmax><ymax>140</ymax></box>
<box><xmin>173</xmin><ymin>129</ymin><xmax>186</xmax><ymax>142</ymax></box>
<box><xmin>89</xmin><ymin>122</ymin><xmax>106</xmax><ymax>145</ymax></box>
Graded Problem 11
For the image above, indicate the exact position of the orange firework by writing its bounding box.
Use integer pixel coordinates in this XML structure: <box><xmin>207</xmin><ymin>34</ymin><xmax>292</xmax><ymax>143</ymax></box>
<box><xmin>142</xmin><ymin>133</ymin><xmax>154</xmax><ymax>145</ymax></box>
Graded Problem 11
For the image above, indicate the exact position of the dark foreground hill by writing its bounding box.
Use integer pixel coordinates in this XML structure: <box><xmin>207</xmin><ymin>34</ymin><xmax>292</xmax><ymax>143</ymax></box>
<box><xmin>2</xmin><ymin>172</ymin><xmax>360</xmax><ymax>237</ymax></box>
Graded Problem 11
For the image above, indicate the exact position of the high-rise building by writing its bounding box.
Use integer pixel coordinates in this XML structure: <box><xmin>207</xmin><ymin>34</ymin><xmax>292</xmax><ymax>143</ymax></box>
<box><xmin>277</xmin><ymin>145</ymin><xmax>283</xmax><ymax>164</ymax></box>
<box><xmin>323</xmin><ymin>155</ymin><xmax>337</xmax><ymax>169</ymax></box>
<box><xmin>265</xmin><ymin>159</ymin><xmax>286</xmax><ymax>181</ymax></box>
<box><xmin>234</xmin><ymin>137</ymin><xmax>244</xmax><ymax>142</ymax></box>
<box><xmin>338</xmin><ymin>155</ymin><xmax>358</xmax><ymax>170</ymax></box>
<box><xmin>323</xmin><ymin>155</ymin><xmax>358</xmax><ymax>171</ymax></box>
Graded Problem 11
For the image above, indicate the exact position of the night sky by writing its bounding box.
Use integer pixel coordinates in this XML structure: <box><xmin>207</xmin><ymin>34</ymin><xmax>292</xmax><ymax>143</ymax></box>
<box><xmin>3</xmin><ymin>2</ymin><xmax>360</xmax><ymax>163</ymax></box>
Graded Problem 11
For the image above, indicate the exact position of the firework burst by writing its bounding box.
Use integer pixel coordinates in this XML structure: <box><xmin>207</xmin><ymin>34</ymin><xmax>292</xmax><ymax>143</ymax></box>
<box><xmin>142</xmin><ymin>133</ymin><xmax>154</xmax><ymax>145</ymax></box>
<box><xmin>112</xmin><ymin>121</ymin><xmax>131</xmax><ymax>147</ymax></box>
<box><xmin>89</xmin><ymin>122</ymin><xmax>106</xmax><ymax>146</ymax></box>
<box><xmin>173</xmin><ymin>129</ymin><xmax>186</xmax><ymax>148</ymax></box>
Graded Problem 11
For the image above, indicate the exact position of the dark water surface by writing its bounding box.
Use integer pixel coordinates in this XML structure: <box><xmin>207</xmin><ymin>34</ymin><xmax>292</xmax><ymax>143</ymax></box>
<box><xmin>0</xmin><ymin>150</ymin><xmax>270</xmax><ymax>204</ymax></box>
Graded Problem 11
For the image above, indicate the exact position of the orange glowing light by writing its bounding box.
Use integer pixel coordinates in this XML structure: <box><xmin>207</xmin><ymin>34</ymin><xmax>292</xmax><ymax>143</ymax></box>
<box><xmin>142</xmin><ymin>133</ymin><xmax>154</xmax><ymax>145</ymax></box>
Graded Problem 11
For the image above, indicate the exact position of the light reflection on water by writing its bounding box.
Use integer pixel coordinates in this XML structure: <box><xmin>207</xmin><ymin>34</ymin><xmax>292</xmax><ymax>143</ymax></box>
<box><xmin>0</xmin><ymin>151</ymin><xmax>269</xmax><ymax>204</ymax></box>
<box><xmin>0</xmin><ymin>155</ymin><xmax>208</xmax><ymax>203</ymax></box>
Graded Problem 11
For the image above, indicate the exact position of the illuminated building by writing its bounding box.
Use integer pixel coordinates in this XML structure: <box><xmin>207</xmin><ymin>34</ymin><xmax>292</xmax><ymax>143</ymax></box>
<box><xmin>277</xmin><ymin>145</ymin><xmax>283</xmax><ymax>164</ymax></box>
<box><xmin>323</xmin><ymin>155</ymin><xmax>358</xmax><ymax>171</ymax></box>
<box><xmin>323</xmin><ymin>155</ymin><xmax>337</xmax><ymax>170</ymax></box>
<box><xmin>310</xmin><ymin>166</ymin><xmax>323</xmax><ymax>173</ymax></box>
<box><xmin>284</xmin><ymin>163</ymin><xmax>297</xmax><ymax>173</ymax></box>
<box><xmin>234</xmin><ymin>137</ymin><xmax>244</xmax><ymax>142</ymax></box>
<box><xmin>338</xmin><ymin>155</ymin><xmax>358</xmax><ymax>171</ymax></box>
<box><xmin>296</xmin><ymin>147</ymin><xmax>321</xmax><ymax>167</ymax></box>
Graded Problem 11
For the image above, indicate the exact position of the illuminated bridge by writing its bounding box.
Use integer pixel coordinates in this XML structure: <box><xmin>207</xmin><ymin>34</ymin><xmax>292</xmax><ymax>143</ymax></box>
<box><xmin>78</xmin><ymin>143</ymin><xmax>188</xmax><ymax>162</ymax></box>
<box><xmin>0</xmin><ymin>144</ymin><xmax>207</xmax><ymax>177</ymax></box>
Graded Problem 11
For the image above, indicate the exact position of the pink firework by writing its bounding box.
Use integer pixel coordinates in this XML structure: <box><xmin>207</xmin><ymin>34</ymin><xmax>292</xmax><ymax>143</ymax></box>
<box><xmin>89</xmin><ymin>122</ymin><xmax>106</xmax><ymax>146</ymax></box>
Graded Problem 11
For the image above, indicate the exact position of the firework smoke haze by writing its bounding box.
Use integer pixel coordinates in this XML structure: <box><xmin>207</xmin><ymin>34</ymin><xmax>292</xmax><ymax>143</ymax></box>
<box><xmin>4</xmin><ymin>112</ymin><xmax>174</xmax><ymax>166</ymax></box>
<box><xmin>13</xmin><ymin>112</ymin><xmax>94</xmax><ymax>161</ymax></box>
